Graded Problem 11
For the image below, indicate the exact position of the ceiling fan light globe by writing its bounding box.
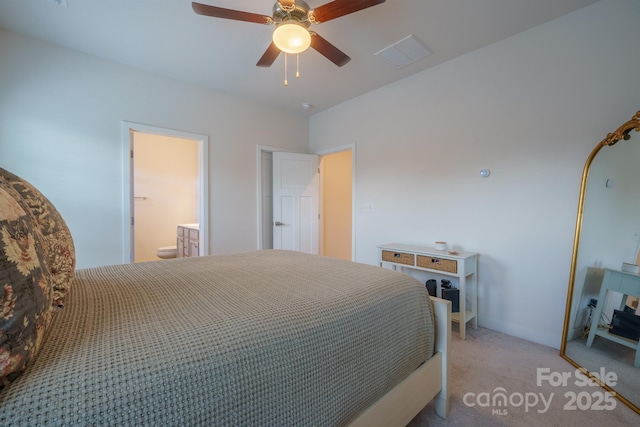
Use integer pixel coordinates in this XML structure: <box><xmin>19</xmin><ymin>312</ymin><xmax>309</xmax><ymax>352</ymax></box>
<box><xmin>272</xmin><ymin>22</ymin><xmax>311</xmax><ymax>54</ymax></box>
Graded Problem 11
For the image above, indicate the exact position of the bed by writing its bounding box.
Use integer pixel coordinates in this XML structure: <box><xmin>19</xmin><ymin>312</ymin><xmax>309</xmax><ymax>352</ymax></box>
<box><xmin>0</xmin><ymin>168</ymin><xmax>449</xmax><ymax>426</ymax></box>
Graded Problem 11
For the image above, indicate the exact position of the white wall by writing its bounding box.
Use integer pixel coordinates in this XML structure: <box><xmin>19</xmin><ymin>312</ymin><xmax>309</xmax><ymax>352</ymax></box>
<box><xmin>309</xmin><ymin>0</ymin><xmax>640</xmax><ymax>348</ymax></box>
<box><xmin>0</xmin><ymin>28</ymin><xmax>308</xmax><ymax>268</ymax></box>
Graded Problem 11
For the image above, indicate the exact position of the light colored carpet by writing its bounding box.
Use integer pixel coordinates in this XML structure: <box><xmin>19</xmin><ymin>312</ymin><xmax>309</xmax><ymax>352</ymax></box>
<box><xmin>565</xmin><ymin>335</ymin><xmax>640</xmax><ymax>404</ymax></box>
<box><xmin>408</xmin><ymin>326</ymin><xmax>638</xmax><ymax>426</ymax></box>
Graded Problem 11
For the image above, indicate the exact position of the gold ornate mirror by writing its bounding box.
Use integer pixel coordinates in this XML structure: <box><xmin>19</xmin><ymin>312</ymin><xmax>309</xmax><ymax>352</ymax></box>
<box><xmin>561</xmin><ymin>110</ymin><xmax>640</xmax><ymax>414</ymax></box>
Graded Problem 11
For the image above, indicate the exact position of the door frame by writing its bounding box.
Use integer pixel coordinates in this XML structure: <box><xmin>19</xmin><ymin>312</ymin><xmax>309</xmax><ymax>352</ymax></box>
<box><xmin>122</xmin><ymin>121</ymin><xmax>209</xmax><ymax>263</ymax></box>
<box><xmin>255</xmin><ymin>143</ymin><xmax>356</xmax><ymax>260</ymax></box>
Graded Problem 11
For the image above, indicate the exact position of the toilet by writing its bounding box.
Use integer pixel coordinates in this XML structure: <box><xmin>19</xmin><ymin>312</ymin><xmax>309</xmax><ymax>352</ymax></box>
<box><xmin>156</xmin><ymin>245</ymin><xmax>177</xmax><ymax>259</ymax></box>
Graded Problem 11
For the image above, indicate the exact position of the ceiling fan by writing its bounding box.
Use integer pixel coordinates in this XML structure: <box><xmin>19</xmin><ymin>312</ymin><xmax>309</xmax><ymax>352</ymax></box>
<box><xmin>192</xmin><ymin>0</ymin><xmax>386</xmax><ymax>77</ymax></box>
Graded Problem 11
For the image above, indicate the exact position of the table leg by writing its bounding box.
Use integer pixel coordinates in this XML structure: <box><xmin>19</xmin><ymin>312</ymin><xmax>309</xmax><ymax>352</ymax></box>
<box><xmin>459</xmin><ymin>276</ymin><xmax>466</xmax><ymax>340</ymax></box>
<box><xmin>587</xmin><ymin>286</ymin><xmax>608</xmax><ymax>347</ymax></box>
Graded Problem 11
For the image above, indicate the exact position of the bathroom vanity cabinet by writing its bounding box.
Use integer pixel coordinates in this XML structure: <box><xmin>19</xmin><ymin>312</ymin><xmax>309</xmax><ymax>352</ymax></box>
<box><xmin>177</xmin><ymin>224</ymin><xmax>199</xmax><ymax>257</ymax></box>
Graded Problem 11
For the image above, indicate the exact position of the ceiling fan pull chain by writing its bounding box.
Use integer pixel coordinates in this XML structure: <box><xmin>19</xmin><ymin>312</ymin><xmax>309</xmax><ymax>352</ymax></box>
<box><xmin>296</xmin><ymin>54</ymin><xmax>300</xmax><ymax>79</ymax></box>
<box><xmin>284</xmin><ymin>53</ymin><xmax>288</xmax><ymax>86</ymax></box>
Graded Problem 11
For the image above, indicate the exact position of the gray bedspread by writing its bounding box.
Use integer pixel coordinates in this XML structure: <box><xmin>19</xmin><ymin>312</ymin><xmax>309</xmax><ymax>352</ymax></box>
<box><xmin>0</xmin><ymin>250</ymin><xmax>434</xmax><ymax>426</ymax></box>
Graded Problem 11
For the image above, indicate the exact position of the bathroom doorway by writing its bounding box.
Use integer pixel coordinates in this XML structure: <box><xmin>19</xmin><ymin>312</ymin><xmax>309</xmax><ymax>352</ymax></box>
<box><xmin>122</xmin><ymin>122</ymin><xmax>209</xmax><ymax>263</ymax></box>
<box><xmin>132</xmin><ymin>133</ymin><xmax>198</xmax><ymax>262</ymax></box>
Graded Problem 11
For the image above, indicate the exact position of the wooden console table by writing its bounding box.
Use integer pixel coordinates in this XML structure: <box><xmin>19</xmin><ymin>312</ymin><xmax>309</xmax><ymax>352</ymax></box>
<box><xmin>378</xmin><ymin>243</ymin><xmax>478</xmax><ymax>339</ymax></box>
<box><xmin>586</xmin><ymin>268</ymin><xmax>640</xmax><ymax>367</ymax></box>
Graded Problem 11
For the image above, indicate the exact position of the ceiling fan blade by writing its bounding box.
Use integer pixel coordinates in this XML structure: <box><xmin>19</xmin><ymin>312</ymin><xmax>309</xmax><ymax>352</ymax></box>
<box><xmin>311</xmin><ymin>0</ymin><xmax>386</xmax><ymax>23</ymax></box>
<box><xmin>310</xmin><ymin>33</ymin><xmax>351</xmax><ymax>67</ymax></box>
<box><xmin>192</xmin><ymin>2</ymin><xmax>271</xmax><ymax>24</ymax></box>
<box><xmin>256</xmin><ymin>42</ymin><xmax>281</xmax><ymax>67</ymax></box>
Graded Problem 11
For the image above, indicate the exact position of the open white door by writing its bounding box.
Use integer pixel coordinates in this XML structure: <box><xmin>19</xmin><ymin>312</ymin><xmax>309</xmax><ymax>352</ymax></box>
<box><xmin>272</xmin><ymin>152</ymin><xmax>319</xmax><ymax>254</ymax></box>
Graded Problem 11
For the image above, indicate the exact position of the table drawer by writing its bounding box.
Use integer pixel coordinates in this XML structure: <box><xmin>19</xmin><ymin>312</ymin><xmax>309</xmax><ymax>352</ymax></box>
<box><xmin>417</xmin><ymin>255</ymin><xmax>458</xmax><ymax>274</ymax></box>
<box><xmin>381</xmin><ymin>250</ymin><xmax>415</xmax><ymax>266</ymax></box>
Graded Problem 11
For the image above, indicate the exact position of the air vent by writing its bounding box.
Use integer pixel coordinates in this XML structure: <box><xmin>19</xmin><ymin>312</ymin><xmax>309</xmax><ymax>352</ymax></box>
<box><xmin>374</xmin><ymin>35</ymin><xmax>433</xmax><ymax>68</ymax></box>
<box><xmin>44</xmin><ymin>0</ymin><xmax>68</xmax><ymax>7</ymax></box>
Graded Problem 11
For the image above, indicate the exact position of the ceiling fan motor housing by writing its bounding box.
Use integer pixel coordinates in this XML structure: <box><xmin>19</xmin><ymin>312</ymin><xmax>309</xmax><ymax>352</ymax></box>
<box><xmin>273</xmin><ymin>0</ymin><xmax>311</xmax><ymax>28</ymax></box>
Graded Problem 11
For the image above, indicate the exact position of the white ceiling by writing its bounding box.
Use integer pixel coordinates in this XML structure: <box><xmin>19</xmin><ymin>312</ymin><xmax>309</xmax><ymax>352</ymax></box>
<box><xmin>0</xmin><ymin>0</ymin><xmax>599</xmax><ymax>115</ymax></box>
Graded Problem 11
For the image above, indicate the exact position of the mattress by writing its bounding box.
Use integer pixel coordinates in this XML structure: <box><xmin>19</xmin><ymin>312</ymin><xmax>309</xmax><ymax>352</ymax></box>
<box><xmin>0</xmin><ymin>250</ymin><xmax>435</xmax><ymax>426</ymax></box>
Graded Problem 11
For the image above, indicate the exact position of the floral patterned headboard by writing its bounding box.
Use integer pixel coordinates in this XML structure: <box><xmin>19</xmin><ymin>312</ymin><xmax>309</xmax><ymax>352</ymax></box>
<box><xmin>0</xmin><ymin>168</ymin><xmax>75</xmax><ymax>388</ymax></box>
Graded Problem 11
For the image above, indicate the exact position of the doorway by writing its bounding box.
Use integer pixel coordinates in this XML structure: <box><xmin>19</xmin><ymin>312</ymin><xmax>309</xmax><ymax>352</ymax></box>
<box><xmin>132</xmin><ymin>133</ymin><xmax>198</xmax><ymax>262</ymax></box>
<box><xmin>122</xmin><ymin>122</ymin><xmax>209</xmax><ymax>264</ymax></box>
<box><xmin>256</xmin><ymin>144</ymin><xmax>354</xmax><ymax>260</ymax></box>
<box><xmin>319</xmin><ymin>149</ymin><xmax>353</xmax><ymax>260</ymax></box>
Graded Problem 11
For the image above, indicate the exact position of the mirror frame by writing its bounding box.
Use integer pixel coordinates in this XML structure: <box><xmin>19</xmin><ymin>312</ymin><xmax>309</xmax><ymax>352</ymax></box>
<box><xmin>560</xmin><ymin>110</ymin><xmax>640</xmax><ymax>414</ymax></box>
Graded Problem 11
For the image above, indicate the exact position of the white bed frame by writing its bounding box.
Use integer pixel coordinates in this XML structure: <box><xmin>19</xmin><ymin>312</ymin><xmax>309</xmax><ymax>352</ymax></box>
<box><xmin>349</xmin><ymin>297</ymin><xmax>451</xmax><ymax>426</ymax></box>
